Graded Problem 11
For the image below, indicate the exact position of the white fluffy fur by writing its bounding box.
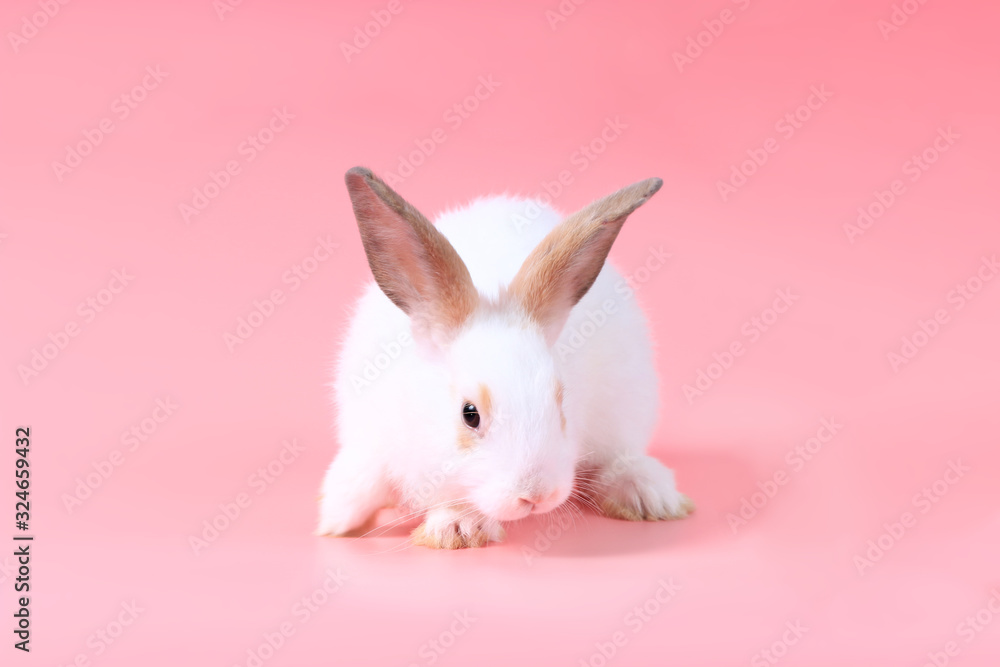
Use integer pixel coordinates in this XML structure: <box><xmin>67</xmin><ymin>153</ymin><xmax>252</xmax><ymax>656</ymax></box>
<box><xmin>317</xmin><ymin>195</ymin><xmax>692</xmax><ymax>547</ymax></box>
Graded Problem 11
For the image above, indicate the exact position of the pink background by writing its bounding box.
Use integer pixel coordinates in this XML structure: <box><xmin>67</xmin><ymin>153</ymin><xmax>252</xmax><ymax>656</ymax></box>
<box><xmin>2</xmin><ymin>0</ymin><xmax>999</xmax><ymax>664</ymax></box>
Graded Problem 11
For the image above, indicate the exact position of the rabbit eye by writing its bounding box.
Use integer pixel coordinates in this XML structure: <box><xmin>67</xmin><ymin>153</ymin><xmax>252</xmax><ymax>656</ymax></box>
<box><xmin>462</xmin><ymin>402</ymin><xmax>480</xmax><ymax>429</ymax></box>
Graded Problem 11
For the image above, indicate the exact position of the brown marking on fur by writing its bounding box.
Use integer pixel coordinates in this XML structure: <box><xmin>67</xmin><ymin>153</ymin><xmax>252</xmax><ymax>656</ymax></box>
<box><xmin>599</xmin><ymin>497</ymin><xmax>644</xmax><ymax>521</ymax></box>
<box><xmin>411</xmin><ymin>518</ymin><xmax>505</xmax><ymax>549</ymax></box>
<box><xmin>555</xmin><ymin>380</ymin><xmax>566</xmax><ymax>433</ymax></box>
<box><xmin>457</xmin><ymin>384</ymin><xmax>493</xmax><ymax>450</ymax></box>
<box><xmin>410</xmin><ymin>522</ymin><xmax>463</xmax><ymax>549</ymax></box>
<box><xmin>457</xmin><ymin>426</ymin><xmax>477</xmax><ymax>451</ymax></box>
<box><xmin>345</xmin><ymin>167</ymin><xmax>479</xmax><ymax>338</ymax></box>
<box><xmin>478</xmin><ymin>383</ymin><xmax>493</xmax><ymax>418</ymax></box>
<box><xmin>466</xmin><ymin>529</ymin><xmax>488</xmax><ymax>548</ymax></box>
<box><xmin>599</xmin><ymin>493</ymin><xmax>695</xmax><ymax>522</ymax></box>
<box><xmin>410</xmin><ymin>523</ymin><xmax>434</xmax><ymax>547</ymax></box>
<box><xmin>505</xmin><ymin>178</ymin><xmax>662</xmax><ymax>341</ymax></box>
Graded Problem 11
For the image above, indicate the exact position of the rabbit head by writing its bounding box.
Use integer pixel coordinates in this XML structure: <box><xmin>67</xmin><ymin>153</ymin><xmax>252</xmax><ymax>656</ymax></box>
<box><xmin>345</xmin><ymin>167</ymin><xmax>661</xmax><ymax>522</ymax></box>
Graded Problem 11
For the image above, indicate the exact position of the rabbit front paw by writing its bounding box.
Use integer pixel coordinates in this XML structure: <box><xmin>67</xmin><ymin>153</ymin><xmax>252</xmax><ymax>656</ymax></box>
<box><xmin>411</xmin><ymin>506</ymin><xmax>506</xmax><ymax>549</ymax></box>
<box><xmin>589</xmin><ymin>454</ymin><xmax>695</xmax><ymax>522</ymax></box>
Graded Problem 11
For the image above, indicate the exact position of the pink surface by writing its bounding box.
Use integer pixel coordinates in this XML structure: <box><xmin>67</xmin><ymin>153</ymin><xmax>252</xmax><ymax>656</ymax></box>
<box><xmin>2</xmin><ymin>0</ymin><xmax>999</xmax><ymax>664</ymax></box>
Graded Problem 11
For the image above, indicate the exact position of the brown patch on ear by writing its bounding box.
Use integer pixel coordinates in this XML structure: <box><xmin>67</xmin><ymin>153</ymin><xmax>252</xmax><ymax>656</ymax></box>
<box><xmin>506</xmin><ymin>177</ymin><xmax>662</xmax><ymax>343</ymax></box>
<box><xmin>345</xmin><ymin>166</ymin><xmax>479</xmax><ymax>341</ymax></box>
<box><xmin>555</xmin><ymin>381</ymin><xmax>566</xmax><ymax>433</ymax></box>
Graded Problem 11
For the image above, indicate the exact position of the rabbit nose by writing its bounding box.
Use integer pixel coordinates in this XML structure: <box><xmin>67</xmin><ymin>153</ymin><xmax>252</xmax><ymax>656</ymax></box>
<box><xmin>518</xmin><ymin>488</ymin><xmax>561</xmax><ymax>512</ymax></box>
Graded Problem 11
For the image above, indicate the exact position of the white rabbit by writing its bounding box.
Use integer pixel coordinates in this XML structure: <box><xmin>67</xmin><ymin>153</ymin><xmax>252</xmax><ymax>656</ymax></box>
<box><xmin>317</xmin><ymin>167</ymin><xmax>693</xmax><ymax>548</ymax></box>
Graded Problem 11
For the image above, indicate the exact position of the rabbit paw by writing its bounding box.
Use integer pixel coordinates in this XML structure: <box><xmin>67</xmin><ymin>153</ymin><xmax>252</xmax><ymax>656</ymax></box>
<box><xmin>591</xmin><ymin>454</ymin><xmax>695</xmax><ymax>521</ymax></box>
<box><xmin>411</xmin><ymin>507</ymin><xmax>506</xmax><ymax>549</ymax></box>
<box><xmin>315</xmin><ymin>495</ymin><xmax>370</xmax><ymax>537</ymax></box>
<box><xmin>315</xmin><ymin>487</ymin><xmax>387</xmax><ymax>537</ymax></box>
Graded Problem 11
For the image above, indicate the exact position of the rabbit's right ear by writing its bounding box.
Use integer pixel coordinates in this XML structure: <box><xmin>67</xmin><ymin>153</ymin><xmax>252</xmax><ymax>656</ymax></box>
<box><xmin>507</xmin><ymin>177</ymin><xmax>662</xmax><ymax>344</ymax></box>
<box><xmin>345</xmin><ymin>167</ymin><xmax>479</xmax><ymax>347</ymax></box>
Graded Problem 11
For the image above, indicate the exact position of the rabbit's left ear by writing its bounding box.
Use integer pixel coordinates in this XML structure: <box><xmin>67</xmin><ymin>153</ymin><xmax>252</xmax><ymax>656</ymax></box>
<box><xmin>345</xmin><ymin>167</ymin><xmax>479</xmax><ymax>347</ymax></box>
<box><xmin>507</xmin><ymin>177</ymin><xmax>662</xmax><ymax>344</ymax></box>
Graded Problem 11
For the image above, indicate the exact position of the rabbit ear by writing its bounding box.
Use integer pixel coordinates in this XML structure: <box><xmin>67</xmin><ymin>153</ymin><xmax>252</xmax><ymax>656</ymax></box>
<box><xmin>507</xmin><ymin>177</ymin><xmax>662</xmax><ymax>344</ymax></box>
<box><xmin>345</xmin><ymin>167</ymin><xmax>478</xmax><ymax>345</ymax></box>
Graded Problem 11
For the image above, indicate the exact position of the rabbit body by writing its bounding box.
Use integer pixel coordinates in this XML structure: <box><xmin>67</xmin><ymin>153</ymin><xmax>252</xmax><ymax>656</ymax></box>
<box><xmin>318</xmin><ymin>170</ymin><xmax>693</xmax><ymax>548</ymax></box>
